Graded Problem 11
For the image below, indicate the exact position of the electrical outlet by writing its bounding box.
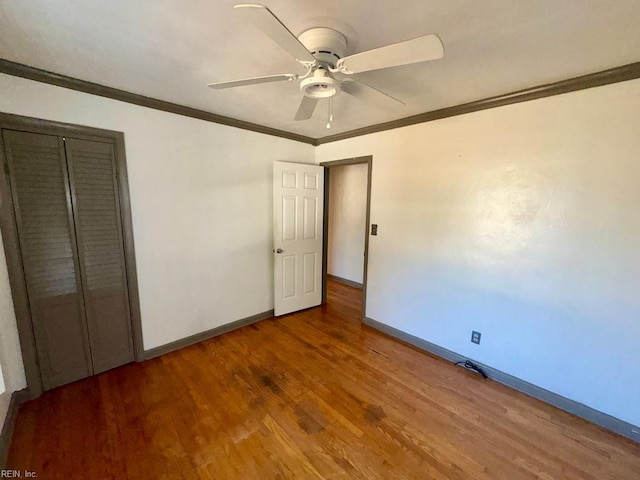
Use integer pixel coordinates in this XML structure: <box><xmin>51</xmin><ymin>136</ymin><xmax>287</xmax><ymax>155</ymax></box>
<box><xmin>371</xmin><ymin>224</ymin><xmax>378</xmax><ymax>236</ymax></box>
<box><xmin>471</xmin><ymin>331</ymin><xmax>481</xmax><ymax>344</ymax></box>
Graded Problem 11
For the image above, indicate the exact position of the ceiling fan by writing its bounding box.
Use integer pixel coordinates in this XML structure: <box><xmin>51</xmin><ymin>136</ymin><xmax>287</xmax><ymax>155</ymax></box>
<box><xmin>207</xmin><ymin>4</ymin><xmax>444</xmax><ymax>128</ymax></box>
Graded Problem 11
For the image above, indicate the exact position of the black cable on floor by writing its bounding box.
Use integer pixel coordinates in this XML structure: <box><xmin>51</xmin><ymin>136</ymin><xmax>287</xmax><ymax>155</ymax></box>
<box><xmin>455</xmin><ymin>360</ymin><xmax>489</xmax><ymax>379</ymax></box>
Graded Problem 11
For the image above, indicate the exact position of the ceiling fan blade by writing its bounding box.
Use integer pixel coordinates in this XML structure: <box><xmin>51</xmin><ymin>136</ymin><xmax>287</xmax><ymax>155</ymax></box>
<box><xmin>337</xmin><ymin>34</ymin><xmax>443</xmax><ymax>74</ymax></box>
<box><xmin>207</xmin><ymin>73</ymin><xmax>297</xmax><ymax>89</ymax></box>
<box><xmin>340</xmin><ymin>80</ymin><xmax>405</xmax><ymax>109</ymax></box>
<box><xmin>294</xmin><ymin>96</ymin><xmax>318</xmax><ymax>121</ymax></box>
<box><xmin>234</xmin><ymin>4</ymin><xmax>316</xmax><ymax>65</ymax></box>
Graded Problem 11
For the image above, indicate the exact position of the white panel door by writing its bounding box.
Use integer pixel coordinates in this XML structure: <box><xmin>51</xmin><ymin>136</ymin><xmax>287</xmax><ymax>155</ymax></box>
<box><xmin>273</xmin><ymin>161</ymin><xmax>324</xmax><ymax>316</ymax></box>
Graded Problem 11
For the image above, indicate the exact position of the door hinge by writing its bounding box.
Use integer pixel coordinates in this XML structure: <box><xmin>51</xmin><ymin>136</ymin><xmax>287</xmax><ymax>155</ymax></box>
<box><xmin>4</xmin><ymin>163</ymin><xmax>8</xmax><ymax>175</ymax></box>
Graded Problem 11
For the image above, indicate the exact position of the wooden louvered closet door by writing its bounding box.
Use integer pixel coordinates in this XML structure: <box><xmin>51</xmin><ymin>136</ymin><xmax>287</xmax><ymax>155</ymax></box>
<box><xmin>2</xmin><ymin>130</ymin><xmax>134</xmax><ymax>390</ymax></box>
<box><xmin>2</xmin><ymin>130</ymin><xmax>93</xmax><ymax>390</ymax></box>
<box><xmin>65</xmin><ymin>138</ymin><xmax>134</xmax><ymax>373</ymax></box>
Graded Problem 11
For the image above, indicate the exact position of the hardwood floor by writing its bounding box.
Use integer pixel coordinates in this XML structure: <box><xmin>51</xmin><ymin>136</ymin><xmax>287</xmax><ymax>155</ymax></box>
<box><xmin>8</xmin><ymin>280</ymin><xmax>640</xmax><ymax>479</ymax></box>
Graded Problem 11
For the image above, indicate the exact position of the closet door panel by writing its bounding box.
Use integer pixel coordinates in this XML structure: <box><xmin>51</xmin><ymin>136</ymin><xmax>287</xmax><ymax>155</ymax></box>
<box><xmin>2</xmin><ymin>130</ymin><xmax>92</xmax><ymax>390</ymax></box>
<box><xmin>65</xmin><ymin>138</ymin><xmax>134</xmax><ymax>373</ymax></box>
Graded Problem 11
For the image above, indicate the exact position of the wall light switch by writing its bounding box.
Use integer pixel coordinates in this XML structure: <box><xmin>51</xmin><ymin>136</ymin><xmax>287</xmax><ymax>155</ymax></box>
<box><xmin>471</xmin><ymin>331</ymin><xmax>481</xmax><ymax>344</ymax></box>
<box><xmin>371</xmin><ymin>224</ymin><xmax>378</xmax><ymax>236</ymax></box>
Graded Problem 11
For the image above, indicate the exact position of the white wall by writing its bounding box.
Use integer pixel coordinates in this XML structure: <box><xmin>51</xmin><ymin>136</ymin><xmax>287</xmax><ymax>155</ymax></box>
<box><xmin>0</xmin><ymin>74</ymin><xmax>314</xmax><ymax>417</ymax></box>
<box><xmin>317</xmin><ymin>79</ymin><xmax>640</xmax><ymax>427</ymax></box>
<box><xmin>328</xmin><ymin>164</ymin><xmax>368</xmax><ymax>284</ymax></box>
<box><xmin>0</xmin><ymin>231</ymin><xmax>26</xmax><ymax>428</ymax></box>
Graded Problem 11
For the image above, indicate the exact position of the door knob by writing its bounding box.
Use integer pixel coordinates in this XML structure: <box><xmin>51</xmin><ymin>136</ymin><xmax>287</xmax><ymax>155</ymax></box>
<box><xmin>274</xmin><ymin>248</ymin><xmax>284</xmax><ymax>254</ymax></box>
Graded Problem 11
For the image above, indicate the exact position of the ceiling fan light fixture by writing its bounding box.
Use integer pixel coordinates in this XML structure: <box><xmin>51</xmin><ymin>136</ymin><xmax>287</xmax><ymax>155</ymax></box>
<box><xmin>300</xmin><ymin>69</ymin><xmax>338</xmax><ymax>99</ymax></box>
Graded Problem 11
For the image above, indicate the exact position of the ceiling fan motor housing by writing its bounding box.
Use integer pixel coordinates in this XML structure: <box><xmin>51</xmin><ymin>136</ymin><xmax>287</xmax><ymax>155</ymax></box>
<box><xmin>298</xmin><ymin>27</ymin><xmax>347</xmax><ymax>67</ymax></box>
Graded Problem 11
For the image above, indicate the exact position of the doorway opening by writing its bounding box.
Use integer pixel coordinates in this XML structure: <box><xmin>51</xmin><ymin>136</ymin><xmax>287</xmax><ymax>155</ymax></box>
<box><xmin>320</xmin><ymin>156</ymin><xmax>372</xmax><ymax>320</ymax></box>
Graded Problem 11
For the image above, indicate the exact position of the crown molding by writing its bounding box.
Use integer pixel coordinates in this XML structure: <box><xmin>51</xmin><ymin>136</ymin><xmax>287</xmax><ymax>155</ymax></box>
<box><xmin>0</xmin><ymin>58</ymin><xmax>317</xmax><ymax>145</ymax></box>
<box><xmin>316</xmin><ymin>62</ymin><xmax>640</xmax><ymax>144</ymax></box>
<box><xmin>2</xmin><ymin>59</ymin><xmax>639</xmax><ymax>146</ymax></box>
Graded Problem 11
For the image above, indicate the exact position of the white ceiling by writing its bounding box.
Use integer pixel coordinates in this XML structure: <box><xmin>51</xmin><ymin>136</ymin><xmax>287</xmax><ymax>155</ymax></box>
<box><xmin>1</xmin><ymin>0</ymin><xmax>639</xmax><ymax>139</ymax></box>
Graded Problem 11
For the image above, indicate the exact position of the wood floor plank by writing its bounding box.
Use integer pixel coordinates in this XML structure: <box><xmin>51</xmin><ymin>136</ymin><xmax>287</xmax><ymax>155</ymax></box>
<box><xmin>7</xmin><ymin>280</ymin><xmax>640</xmax><ymax>479</ymax></box>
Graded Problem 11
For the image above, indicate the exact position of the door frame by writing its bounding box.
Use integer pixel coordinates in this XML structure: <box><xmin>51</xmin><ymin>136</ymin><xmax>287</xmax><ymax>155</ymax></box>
<box><xmin>0</xmin><ymin>112</ymin><xmax>144</xmax><ymax>399</ymax></box>
<box><xmin>319</xmin><ymin>155</ymin><xmax>372</xmax><ymax>320</ymax></box>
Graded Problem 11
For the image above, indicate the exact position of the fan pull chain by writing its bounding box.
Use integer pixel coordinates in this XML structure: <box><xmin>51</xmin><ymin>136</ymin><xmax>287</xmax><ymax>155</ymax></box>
<box><xmin>327</xmin><ymin>96</ymin><xmax>334</xmax><ymax>129</ymax></box>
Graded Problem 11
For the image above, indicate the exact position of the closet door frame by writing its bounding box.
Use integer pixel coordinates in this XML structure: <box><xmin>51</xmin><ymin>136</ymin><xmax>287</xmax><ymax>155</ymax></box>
<box><xmin>0</xmin><ymin>112</ymin><xmax>144</xmax><ymax>399</ymax></box>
